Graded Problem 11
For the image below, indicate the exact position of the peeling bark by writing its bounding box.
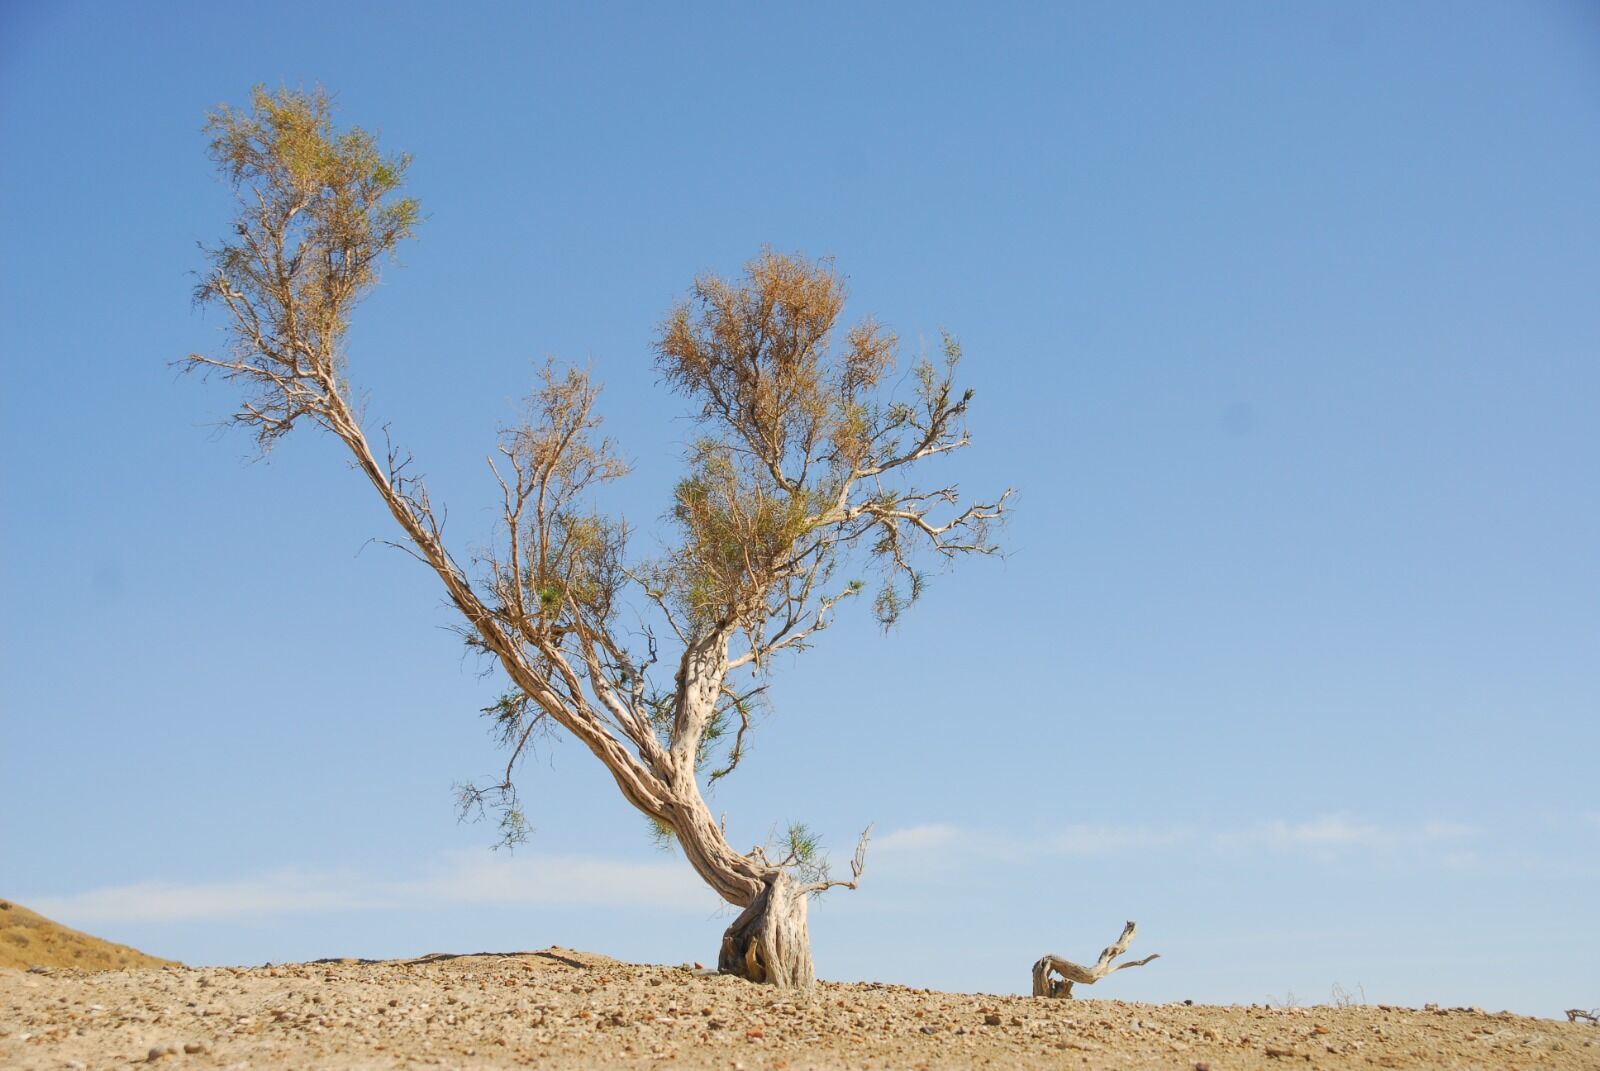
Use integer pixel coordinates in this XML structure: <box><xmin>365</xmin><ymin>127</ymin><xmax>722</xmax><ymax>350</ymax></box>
<box><xmin>1032</xmin><ymin>921</ymin><xmax>1159</xmax><ymax>999</ymax></box>
<box><xmin>664</xmin><ymin>780</ymin><xmax>765</xmax><ymax>907</ymax></box>
<box><xmin>718</xmin><ymin>871</ymin><xmax>814</xmax><ymax>989</ymax></box>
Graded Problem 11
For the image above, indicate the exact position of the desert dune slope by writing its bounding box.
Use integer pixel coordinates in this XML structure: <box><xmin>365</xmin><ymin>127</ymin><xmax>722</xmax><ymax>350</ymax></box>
<box><xmin>3</xmin><ymin>947</ymin><xmax>1596</xmax><ymax>1070</ymax></box>
<box><xmin>0</xmin><ymin>899</ymin><xmax>179</xmax><ymax>972</ymax></box>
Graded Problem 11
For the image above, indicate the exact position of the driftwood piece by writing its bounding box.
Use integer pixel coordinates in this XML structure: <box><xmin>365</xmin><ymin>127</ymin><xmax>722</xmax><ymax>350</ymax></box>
<box><xmin>1032</xmin><ymin>920</ymin><xmax>1160</xmax><ymax>999</ymax></box>
<box><xmin>1566</xmin><ymin>1008</ymin><xmax>1598</xmax><ymax>1024</ymax></box>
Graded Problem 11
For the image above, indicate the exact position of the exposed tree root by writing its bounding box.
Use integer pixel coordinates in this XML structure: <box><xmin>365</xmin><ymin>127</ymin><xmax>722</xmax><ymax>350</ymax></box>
<box><xmin>1032</xmin><ymin>920</ymin><xmax>1160</xmax><ymax>998</ymax></box>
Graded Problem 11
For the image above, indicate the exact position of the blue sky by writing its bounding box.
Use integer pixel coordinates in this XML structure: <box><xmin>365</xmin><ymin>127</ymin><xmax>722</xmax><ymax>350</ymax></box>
<box><xmin>2</xmin><ymin>1</ymin><xmax>1597</xmax><ymax>1015</ymax></box>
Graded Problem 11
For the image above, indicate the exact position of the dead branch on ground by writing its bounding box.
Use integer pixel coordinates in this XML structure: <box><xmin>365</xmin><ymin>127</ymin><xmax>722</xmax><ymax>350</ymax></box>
<box><xmin>1032</xmin><ymin>920</ymin><xmax>1160</xmax><ymax>999</ymax></box>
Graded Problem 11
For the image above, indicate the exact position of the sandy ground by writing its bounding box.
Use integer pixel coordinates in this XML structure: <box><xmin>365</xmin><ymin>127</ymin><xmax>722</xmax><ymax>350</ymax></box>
<box><xmin>3</xmin><ymin>949</ymin><xmax>1596</xmax><ymax>1070</ymax></box>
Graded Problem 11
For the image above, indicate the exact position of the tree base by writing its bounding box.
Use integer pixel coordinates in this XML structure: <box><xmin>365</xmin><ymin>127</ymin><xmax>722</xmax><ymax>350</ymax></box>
<box><xmin>718</xmin><ymin>871</ymin><xmax>814</xmax><ymax>989</ymax></box>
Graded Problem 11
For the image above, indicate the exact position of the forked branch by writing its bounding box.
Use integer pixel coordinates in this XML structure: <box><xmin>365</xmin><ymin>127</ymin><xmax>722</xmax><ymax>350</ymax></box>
<box><xmin>802</xmin><ymin>824</ymin><xmax>873</xmax><ymax>895</ymax></box>
<box><xmin>1032</xmin><ymin>920</ymin><xmax>1160</xmax><ymax>999</ymax></box>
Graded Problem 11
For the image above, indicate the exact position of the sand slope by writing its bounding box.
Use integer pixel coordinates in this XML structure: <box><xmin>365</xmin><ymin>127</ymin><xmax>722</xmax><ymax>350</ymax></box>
<box><xmin>3</xmin><ymin>949</ymin><xmax>1595</xmax><ymax>1069</ymax></box>
<box><xmin>0</xmin><ymin>899</ymin><xmax>178</xmax><ymax>972</ymax></box>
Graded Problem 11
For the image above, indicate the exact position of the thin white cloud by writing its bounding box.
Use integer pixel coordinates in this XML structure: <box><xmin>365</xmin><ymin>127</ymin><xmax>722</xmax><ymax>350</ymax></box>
<box><xmin>875</xmin><ymin>822</ymin><xmax>1187</xmax><ymax>860</ymax></box>
<box><xmin>1242</xmin><ymin>814</ymin><xmax>1389</xmax><ymax>848</ymax></box>
<box><xmin>1048</xmin><ymin>824</ymin><xmax>1188</xmax><ymax>855</ymax></box>
<box><xmin>1226</xmin><ymin>814</ymin><xmax>1478</xmax><ymax>852</ymax></box>
<box><xmin>871</xmin><ymin>814</ymin><xmax>1477</xmax><ymax>867</ymax></box>
<box><xmin>37</xmin><ymin>815</ymin><xmax>1482</xmax><ymax>928</ymax></box>
<box><xmin>871</xmin><ymin>821</ymin><xmax>1191</xmax><ymax>867</ymax></box>
<box><xmin>30</xmin><ymin>869</ymin><xmax>372</xmax><ymax>924</ymax></box>
<box><xmin>396</xmin><ymin>850</ymin><xmax>710</xmax><ymax>911</ymax></box>
<box><xmin>873</xmin><ymin>824</ymin><xmax>967</xmax><ymax>854</ymax></box>
<box><xmin>30</xmin><ymin>851</ymin><xmax>714</xmax><ymax>927</ymax></box>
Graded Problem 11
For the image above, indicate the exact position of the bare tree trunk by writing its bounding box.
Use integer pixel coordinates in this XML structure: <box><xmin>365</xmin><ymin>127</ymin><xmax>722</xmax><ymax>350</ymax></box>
<box><xmin>652</xmin><ymin>773</ymin><xmax>819</xmax><ymax>988</ymax></box>
<box><xmin>718</xmin><ymin>870</ymin><xmax>814</xmax><ymax>989</ymax></box>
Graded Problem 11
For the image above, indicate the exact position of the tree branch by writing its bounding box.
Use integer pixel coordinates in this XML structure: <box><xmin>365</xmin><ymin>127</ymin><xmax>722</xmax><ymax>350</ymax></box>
<box><xmin>801</xmin><ymin>825</ymin><xmax>873</xmax><ymax>895</ymax></box>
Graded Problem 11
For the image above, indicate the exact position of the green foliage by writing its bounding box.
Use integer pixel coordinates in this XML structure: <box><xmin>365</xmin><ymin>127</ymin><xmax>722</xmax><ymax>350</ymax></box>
<box><xmin>204</xmin><ymin>85</ymin><xmax>420</xmax><ymax>305</ymax></box>
<box><xmin>647</xmin><ymin>817</ymin><xmax>678</xmax><ymax>853</ymax></box>
<box><xmin>487</xmin><ymin>362</ymin><xmax>630</xmax><ymax>657</ymax></box>
<box><xmin>779</xmin><ymin>822</ymin><xmax>831</xmax><ymax>887</ymax></box>
<box><xmin>191</xmin><ymin>86</ymin><xmax>421</xmax><ymax>447</ymax></box>
<box><xmin>498</xmin><ymin>806</ymin><xmax>531</xmax><ymax>847</ymax></box>
<box><xmin>478</xmin><ymin>690</ymin><xmax>554</xmax><ymax>760</ymax></box>
<box><xmin>662</xmin><ymin>441</ymin><xmax>821</xmax><ymax>627</ymax></box>
<box><xmin>453</xmin><ymin>779</ymin><xmax>531</xmax><ymax>851</ymax></box>
<box><xmin>647</xmin><ymin>255</ymin><xmax>1003</xmax><ymax>648</ymax></box>
<box><xmin>704</xmin><ymin>685</ymin><xmax>764</xmax><ymax>784</ymax></box>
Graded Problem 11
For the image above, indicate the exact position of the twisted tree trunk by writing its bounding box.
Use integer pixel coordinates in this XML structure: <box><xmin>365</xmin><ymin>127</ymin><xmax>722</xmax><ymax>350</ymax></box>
<box><xmin>718</xmin><ymin>870</ymin><xmax>814</xmax><ymax>988</ymax></box>
<box><xmin>663</xmin><ymin>778</ymin><xmax>814</xmax><ymax>987</ymax></box>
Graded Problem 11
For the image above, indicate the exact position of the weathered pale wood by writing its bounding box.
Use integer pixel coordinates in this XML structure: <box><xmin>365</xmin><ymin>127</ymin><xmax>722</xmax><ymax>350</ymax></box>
<box><xmin>718</xmin><ymin>871</ymin><xmax>815</xmax><ymax>989</ymax></box>
<box><xmin>1032</xmin><ymin>921</ymin><xmax>1160</xmax><ymax>998</ymax></box>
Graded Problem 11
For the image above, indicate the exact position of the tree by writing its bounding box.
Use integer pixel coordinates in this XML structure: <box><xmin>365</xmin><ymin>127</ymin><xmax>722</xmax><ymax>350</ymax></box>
<box><xmin>183</xmin><ymin>87</ymin><xmax>1010</xmax><ymax>988</ymax></box>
